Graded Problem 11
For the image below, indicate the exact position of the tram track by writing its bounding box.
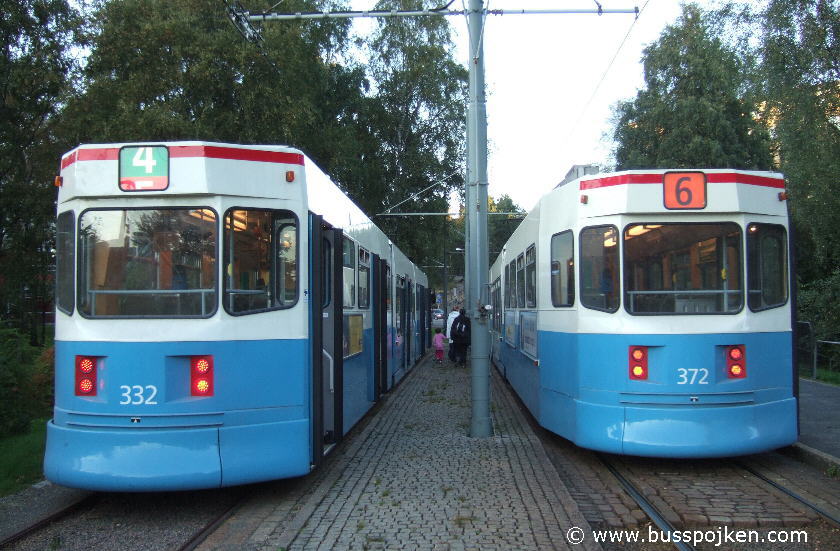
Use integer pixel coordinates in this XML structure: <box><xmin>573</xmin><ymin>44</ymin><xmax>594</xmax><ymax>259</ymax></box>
<box><xmin>0</xmin><ymin>491</ymin><xmax>98</xmax><ymax>549</ymax></box>
<box><xmin>1</xmin><ymin>487</ymin><xmax>248</xmax><ymax>551</ymax></box>
<box><xmin>735</xmin><ymin>459</ymin><xmax>840</xmax><ymax>528</ymax></box>
<box><xmin>597</xmin><ymin>453</ymin><xmax>696</xmax><ymax>551</ymax></box>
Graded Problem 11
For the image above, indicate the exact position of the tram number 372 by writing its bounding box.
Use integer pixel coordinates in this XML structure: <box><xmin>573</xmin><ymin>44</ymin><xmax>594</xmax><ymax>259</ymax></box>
<box><xmin>676</xmin><ymin>368</ymin><xmax>709</xmax><ymax>385</ymax></box>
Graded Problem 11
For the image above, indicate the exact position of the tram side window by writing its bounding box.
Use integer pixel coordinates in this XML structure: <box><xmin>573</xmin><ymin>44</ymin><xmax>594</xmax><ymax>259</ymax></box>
<box><xmin>224</xmin><ymin>209</ymin><xmax>297</xmax><ymax>315</ymax></box>
<box><xmin>504</xmin><ymin>262</ymin><xmax>512</xmax><ymax>308</ymax></box>
<box><xmin>747</xmin><ymin>223</ymin><xmax>788</xmax><ymax>311</ymax></box>
<box><xmin>79</xmin><ymin>208</ymin><xmax>217</xmax><ymax>317</ymax></box>
<box><xmin>396</xmin><ymin>276</ymin><xmax>404</xmax><ymax>343</ymax></box>
<box><xmin>580</xmin><ymin>226</ymin><xmax>619</xmax><ymax>312</ymax></box>
<box><xmin>525</xmin><ymin>245</ymin><xmax>536</xmax><ymax>308</ymax></box>
<box><xmin>56</xmin><ymin>211</ymin><xmax>75</xmax><ymax>314</ymax></box>
<box><xmin>623</xmin><ymin>223</ymin><xmax>742</xmax><ymax>315</ymax></box>
<box><xmin>343</xmin><ymin>237</ymin><xmax>355</xmax><ymax>308</ymax></box>
<box><xmin>492</xmin><ymin>278</ymin><xmax>502</xmax><ymax>331</ymax></box>
<box><xmin>358</xmin><ymin>247</ymin><xmax>370</xmax><ymax>309</ymax></box>
<box><xmin>550</xmin><ymin>231</ymin><xmax>574</xmax><ymax>307</ymax></box>
<box><xmin>516</xmin><ymin>254</ymin><xmax>525</xmax><ymax>308</ymax></box>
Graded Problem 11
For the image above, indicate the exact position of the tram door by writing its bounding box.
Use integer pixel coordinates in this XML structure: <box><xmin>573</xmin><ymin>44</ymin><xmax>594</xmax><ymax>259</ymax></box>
<box><xmin>406</xmin><ymin>279</ymin><xmax>413</xmax><ymax>367</ymax></box>
<box><xmin>309</xmin><ymin>214</ymin><xmax>344</xmax><ymax>464</ymax></box>
<box><xmin>372</xmin><ymin>255</ymin><xmax>388</xmax><ymax>398</ymax></box>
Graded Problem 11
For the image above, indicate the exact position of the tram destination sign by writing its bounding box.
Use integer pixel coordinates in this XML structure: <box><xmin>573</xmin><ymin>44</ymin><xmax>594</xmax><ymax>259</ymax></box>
<box><xmin>663</xmin><ymin>171</ymin><xmax>707</xmax><ymax>210</ymax></box>
<box><xmin>119</xmin><ymin>146</ymin><xmax>169</xmax><ymax>191</ymax></box>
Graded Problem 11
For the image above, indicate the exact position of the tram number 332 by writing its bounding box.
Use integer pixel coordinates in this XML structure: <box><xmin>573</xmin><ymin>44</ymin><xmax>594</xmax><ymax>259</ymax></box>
<box><xmin>677</xmin><ymin>368</ymin><xmax>709</xmax><ymax>385</ymax></box>
<box><xmin>119</xmin><ymin>385</ymin><xmax>159</xmax><ymax>405</ymax></box>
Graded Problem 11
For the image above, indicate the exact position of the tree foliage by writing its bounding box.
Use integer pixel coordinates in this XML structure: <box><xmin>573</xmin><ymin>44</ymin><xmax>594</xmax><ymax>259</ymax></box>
<box><xmin>0</xmin><ymin>0</ymin><xmax>82</xmax><ymax>341</ymax></box>
<box><xmin>612</xmin><ymin>3</ymin><xmax>772</xmax><ymax>170</ymax></box>
<box><xmin>353</xmin><ymin>0</ymin><xmax>468</xmax><ymax>267</ymax></box>
<box><xmin>760</xmin><ymin>1</ymin><xmax>840</xmax><ymax>275</ymax></box>
<box><xmin>758</xmin><ymin>0</ymin><xmax>840</xmax><ymax>336</ymax></box>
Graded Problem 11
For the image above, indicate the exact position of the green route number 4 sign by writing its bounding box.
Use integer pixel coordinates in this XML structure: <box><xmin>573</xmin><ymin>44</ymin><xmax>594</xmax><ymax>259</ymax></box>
<box><xmin>119</xmin><ymin>146</ymin><xmax>169</xmax><ymax>191</ymax></box>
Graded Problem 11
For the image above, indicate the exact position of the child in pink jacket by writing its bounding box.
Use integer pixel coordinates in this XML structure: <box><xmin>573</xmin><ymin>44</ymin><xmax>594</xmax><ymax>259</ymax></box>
<box><xmin>433</xmin><ymin>328</ymin><xmax>445</xmax><ymax>363</ymax></box>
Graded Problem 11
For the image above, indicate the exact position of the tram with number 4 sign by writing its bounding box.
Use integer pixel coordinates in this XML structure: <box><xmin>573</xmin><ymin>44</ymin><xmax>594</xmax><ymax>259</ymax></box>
<box><xmin>45</xmin><ymin>142</ymin><xmax>430</xmax><ymax>490</ymax></box>
<box><xmin>488</xmin><ymin>167</ymin><xmax>796</xmax><ymax>457</ymax></box>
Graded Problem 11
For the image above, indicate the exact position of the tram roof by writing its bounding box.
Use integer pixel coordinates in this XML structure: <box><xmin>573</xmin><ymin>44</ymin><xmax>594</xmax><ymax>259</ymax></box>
<box><xmin>552</xmin><ymin>168</ymin><xmax>788</xmax><ymax>218</ymax></box>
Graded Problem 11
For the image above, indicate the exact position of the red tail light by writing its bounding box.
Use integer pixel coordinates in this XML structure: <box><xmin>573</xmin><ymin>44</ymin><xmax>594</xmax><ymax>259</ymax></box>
<box><xmin>727</xmin><ymin>345</ymin><xmax>746</xmax><ymax>378</ymax></box>
<box><xmin>75</xmin><ymin>356</ymin><xmax>98</xmax><ymax>396</ymax></box>
<box><xmin>629</xmin><ymin>346</ymin><xmax>648</xmax><ymax>380</ymax></box>
<box><xmin>191</xmin><ymin>355</ymin><xmax>214</xmax><ymax>396</ymax></box>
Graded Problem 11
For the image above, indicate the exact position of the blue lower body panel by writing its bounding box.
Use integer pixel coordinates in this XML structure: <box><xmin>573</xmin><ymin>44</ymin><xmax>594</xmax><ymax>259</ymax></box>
<box><xmin>572</xmin><ymin>397</ymin><xmax>798</xmax><ymax>458</ymax></box>
<box><xmin>44</xmin><ymin>418</ymin><xmax>310</xmax><ymax>491</ymax></box>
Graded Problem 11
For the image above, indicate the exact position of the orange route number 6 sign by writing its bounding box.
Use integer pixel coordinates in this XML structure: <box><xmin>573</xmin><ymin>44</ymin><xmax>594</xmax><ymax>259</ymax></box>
<box><xmin>663</xmin><ymin>172</ymin><xmax>706</xmax><ymax>209</ymax></box>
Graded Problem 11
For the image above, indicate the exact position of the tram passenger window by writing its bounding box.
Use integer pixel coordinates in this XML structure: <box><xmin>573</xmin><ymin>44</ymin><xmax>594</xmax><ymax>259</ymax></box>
<box><xmin>358</xmin><ymin>247</ymin><xmax>370</xmax><ymax>309</ymax></box>
<box><xmin>623</xmin><ymin>223</ymin><xmax>742</xmax><ymax>315</ymax></box>
<box><xmin>224</xmin><ymin>209</ymin><xmax>297</xmax><ymax>315</ymax></box>
<box><xmin>525</xmin><ymin>245</ymin><xmax>536</xmax><ymax>308</ymax></box>
<box><xmin>516</xmin><ymin>254</ymin><xmax>525</xmax><ymax>308</ymax></box>
<box><xmin>550</xmin><ymin>231</ymin><xmax>574</xmax><ymax>307</ymax></box>
<box><xmin>275</xmin><ymin>218</ymin><xmax>297</xmax><ymax>306</ymax></box>
<box><xmin>504</xmin><ymin>263</ymin><xmax>513</xmax><ymax>308</ymax></box>
<box><xmin>747</xmin><ymin>224</ymin><xmax>788</xmax><ymax>311</ymax></box>
<box><xmin>580</xmin><ymin>226</ymin><xmax>619</xmax><ymax>312</ymax></box>
<box><xmin>343</xmin><ymin>238</ymin><xmax>355</xmax><ymax>308</ymax></box>
<box><xmin>56</xmin><ymin>211</ymin><xmax>75</xmax><ymax>314</ymax></box>
<box><xmin>79</xmin><ymin>208</ymin><xmax>217</xmax><ymax>317</ymax></box>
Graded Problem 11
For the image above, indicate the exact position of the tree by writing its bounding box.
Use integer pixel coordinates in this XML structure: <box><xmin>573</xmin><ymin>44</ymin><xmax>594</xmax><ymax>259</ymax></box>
<box><xmin>758</xmin><ymin>0</ymin><xmax>840</xmax><ymax>337</ymax></box>
<box><xmin>354</xmin><ymin>0</ymin><xmax>468</xmax><ymax>268</ymax></box>
<box><xmin>611</xmin><ymin>3</ymin><xmax>772</xmax><ymax>170</ymax></box>
<box><xmin>0</xmin><ymin>0</ymin><xmax>82</xmax><ymax>341</ymax></box>
<box><xmin>488</xmin><ymin>194</ymin><xmax>524</xmax><ymax>264</ymax></box>
<box><xmin>60</xmin><ymin>0</ymin><xmax>361</xmax><ymax>150</ymax></box>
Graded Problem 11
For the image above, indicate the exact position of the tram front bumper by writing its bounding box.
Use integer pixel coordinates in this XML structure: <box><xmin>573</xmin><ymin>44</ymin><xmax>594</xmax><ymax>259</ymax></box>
<box><xmin>44</xmin><ymin>421</ymin><xmax>222</xmax><ymax>491</ymax></box>
<box><xmin>574</xmin><ymin>397</ymin><xmax>798</xmax><ymax>458</ymax></box>
<box><xmin>44</xmin><ymin>418</ymin><xmax>311</xmax><ymax>491</ymax></box>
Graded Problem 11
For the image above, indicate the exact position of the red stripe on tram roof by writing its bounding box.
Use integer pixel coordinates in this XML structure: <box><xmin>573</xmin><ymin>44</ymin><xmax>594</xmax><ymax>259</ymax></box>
<box><xmin>60</xmin><ymin>145</ymin><xmax>305</xmax><ymax>169</ymax></box>
<box><xmin>169</xmin><ymin>145</ymin><xmax>304</xmax><ymax>165</ymax></box>
<box><xmin>579</xmin><ymin>172</ymin><xmax>785</xmax><ymax>190</ymax></box>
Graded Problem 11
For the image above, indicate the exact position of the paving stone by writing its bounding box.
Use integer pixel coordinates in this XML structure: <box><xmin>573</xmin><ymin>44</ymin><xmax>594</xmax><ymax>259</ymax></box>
<box><xmin>199</xmin><ymin>356</ymin><xmax>601</xmax><ymax>550</ymax></box>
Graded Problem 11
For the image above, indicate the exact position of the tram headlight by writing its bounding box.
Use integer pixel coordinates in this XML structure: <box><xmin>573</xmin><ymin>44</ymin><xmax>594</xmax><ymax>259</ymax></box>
<box><xmin>75</xmin><ymin>356</ymin><xmax>98</xmax><ymax>396</ymax></box>
<box><xmin>629</xmin><ymin>346</ymin><xmax>648</xmax><ymax>380</ymax></box>
<box><xmin>190</xmin><ymin>355</ymin><xmax>214</xmax><ymax>396</ymax></box>
<box><xmin>726</xmin><ymin>345</ymin><xmax>746</xmax><ymax>378</ymax></box>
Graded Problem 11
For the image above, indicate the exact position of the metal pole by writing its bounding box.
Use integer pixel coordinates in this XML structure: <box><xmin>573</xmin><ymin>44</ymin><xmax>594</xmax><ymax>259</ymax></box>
<box><xmin>467</xmin><ymin>0</ymin><xmax>491</xmax><ymax>438</ymax></box>
<box><xmin>443</xmin><ymin>217</ymin><xmax>448</xmax><ymax>315</ymax></box>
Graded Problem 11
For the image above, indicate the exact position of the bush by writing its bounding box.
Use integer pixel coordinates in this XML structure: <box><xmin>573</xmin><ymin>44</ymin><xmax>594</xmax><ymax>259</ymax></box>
<box><xmin>798</xmin><ymin>269</ymin><xmax>840</xmax><ymax>341</ymax></box>
<box><xmin>30</xmin><ymin>346</ymin><xmax>55</xmax><ymax>419</ymax></box>
<box><xmin>0</xmin><ymin>328</ymin><xmax>40</xmax><ymax>437</ymax></box>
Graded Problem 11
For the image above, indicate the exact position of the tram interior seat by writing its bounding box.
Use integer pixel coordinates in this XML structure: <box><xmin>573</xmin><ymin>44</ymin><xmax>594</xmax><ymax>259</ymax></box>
<box><xmin>632</xmin><ymin>294</ymin><xmax>674</xmax><ymax>314</ymax></box>
<box><xmin>675</xmin><ymin>296</ymin><xmax>717</xmax><ymax>313</ymax></box>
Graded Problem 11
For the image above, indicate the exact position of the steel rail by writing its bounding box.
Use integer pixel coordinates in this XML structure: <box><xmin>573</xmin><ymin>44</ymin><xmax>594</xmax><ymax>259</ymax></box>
<box><xmin>597</xmin><ymin>454</ymin><xmax>696</xmax><ymax>551</ymax></box>
<box><xmin>736</xmin><ymin>460</ymin><xmax>840</xmax><ymax>527</ymax></box>
<box><xmin>0</xmin><ymin>492</ymin><xmax>98</xmax><ymax>548</ymax></box>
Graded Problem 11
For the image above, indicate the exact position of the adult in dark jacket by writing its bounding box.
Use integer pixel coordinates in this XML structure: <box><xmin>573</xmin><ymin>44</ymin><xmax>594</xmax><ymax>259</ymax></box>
<box><xmin>450</xmin><ymin>309</ymin><xmax>471</xmax><ymax>365</ymax></box>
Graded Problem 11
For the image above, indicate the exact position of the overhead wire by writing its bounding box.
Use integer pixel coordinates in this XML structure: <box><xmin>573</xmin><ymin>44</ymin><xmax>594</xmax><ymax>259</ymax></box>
<box><xmin>560</xmin><ymin>0</ymin><xmax>651</xmax><ymax>152</ymax></box>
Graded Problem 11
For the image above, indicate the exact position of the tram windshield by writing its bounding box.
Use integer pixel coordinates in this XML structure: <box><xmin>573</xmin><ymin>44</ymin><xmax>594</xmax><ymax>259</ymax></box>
<box><xmin>623</xmin><ymin>223</ymin><xmax>742</xmax><ymax>315</ymax></box>
<box><xmin>78</xmin><ymin>208</ymin><xmax>217</xmax><ymax>317</ymax></box>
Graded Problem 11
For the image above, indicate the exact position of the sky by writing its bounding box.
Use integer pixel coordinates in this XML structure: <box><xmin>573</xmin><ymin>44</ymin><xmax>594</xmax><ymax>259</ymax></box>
<box><xmin>352</xmin><ymin>0</ymin><xmax>713</xmax><ymax>212</ymax></box>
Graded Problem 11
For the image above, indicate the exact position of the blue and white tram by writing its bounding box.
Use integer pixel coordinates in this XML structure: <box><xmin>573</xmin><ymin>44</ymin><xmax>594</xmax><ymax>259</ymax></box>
<box><xmin>46</xmin><ymin>142</ymin><xmax>429</xmax><ymax>491</ymax></box>
<box><xmin>489</xmin><ymin>168</ymin><xmax>796</xmax><ymax>457</ymax></box>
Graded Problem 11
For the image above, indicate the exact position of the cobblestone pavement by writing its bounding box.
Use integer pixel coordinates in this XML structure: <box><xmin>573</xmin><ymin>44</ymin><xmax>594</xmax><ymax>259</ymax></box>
<box><xmin>198</xmin><ymin>356</ymin><xmax>600</xmax><ymax>551</ymax></box>
<box><xmin>604</xmin><ymin>455</ymin><xmax>823</xmax><ymax>529</ymax></box>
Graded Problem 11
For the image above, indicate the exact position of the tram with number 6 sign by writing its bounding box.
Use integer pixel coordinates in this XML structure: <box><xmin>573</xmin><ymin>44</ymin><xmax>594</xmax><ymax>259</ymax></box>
<box><xmin>488</xmin><ymin>167</ymin><xmax>796</xmax><ymax>457</ymax></box>
<box><xmin>45</xmin><ymin>142</ymin><xmax>430</xmax><ymax>490</ymax></box>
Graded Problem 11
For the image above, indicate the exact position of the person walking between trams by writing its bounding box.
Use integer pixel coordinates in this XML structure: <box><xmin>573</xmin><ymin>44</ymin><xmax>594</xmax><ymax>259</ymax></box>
<box><xmin>450</xmin><ymin>309</ymin><xmax>471</xmax><ymax>366</ymax></box>
<box><xmin>433</xmin><ymin>328</ymin><xmax>445</xmax><ymax>364</ymax></box>
<box><xmin>445</xmin><ymin>306</ymin><xmax>460</xmax><ymax>362</ymax></box>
